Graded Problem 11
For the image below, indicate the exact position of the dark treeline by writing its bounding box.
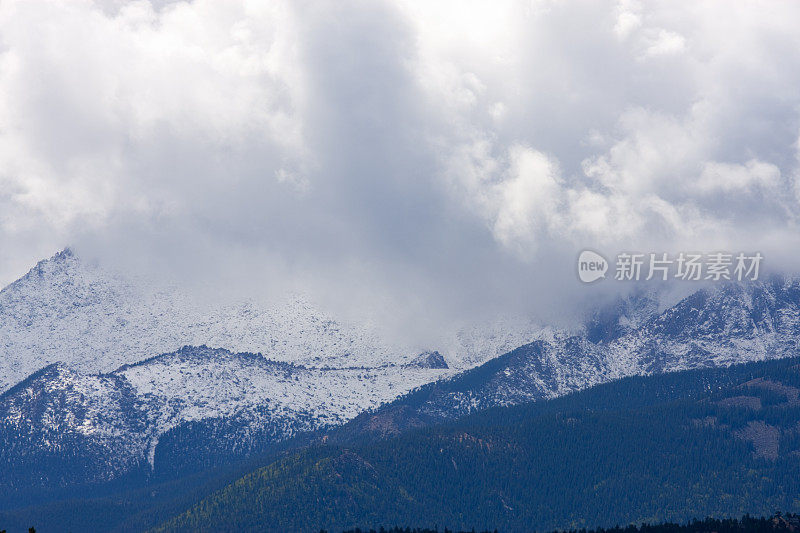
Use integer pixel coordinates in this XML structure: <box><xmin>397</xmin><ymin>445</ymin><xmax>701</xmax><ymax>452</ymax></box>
<box><xmin>327</xmin><ymin>513</ymin><xmax>800</xmax><ymax>533</ymax></box>
<box><xmin>329</xmin><ymin>529</ymin><xmax>498</xmax><ymax>533</ymax></box>
<box><xmin>560</xmin><ymin>513</ymin><xmax>800</xmax><ymax>533</ymax></box>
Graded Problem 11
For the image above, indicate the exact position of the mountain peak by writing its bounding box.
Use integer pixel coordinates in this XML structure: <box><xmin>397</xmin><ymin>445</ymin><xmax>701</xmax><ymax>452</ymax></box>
<box><xmin>54</xmin><ymin>246</ymin><xmax>75</xmax><ymax>260</ymax></box>
<box><xmin>407</xmin><ymin>351</ymin><xmax>449</xmax><ymax>369</ymax></box>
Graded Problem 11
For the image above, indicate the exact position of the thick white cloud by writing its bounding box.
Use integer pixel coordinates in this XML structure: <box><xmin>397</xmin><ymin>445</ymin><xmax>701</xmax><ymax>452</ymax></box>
<box><xmin>1</xmin><ymin>0</ymin><xmax>800</xmax><ymax>328</ymax></box>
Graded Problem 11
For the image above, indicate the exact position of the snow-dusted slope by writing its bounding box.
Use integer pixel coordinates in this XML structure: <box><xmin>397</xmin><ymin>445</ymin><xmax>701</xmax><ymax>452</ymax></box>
<box><xmin>307</xmin><ymin>279</ymin><xmax>800</xmax><ymax>453</ymax></box>
<box><xmin>0</xmin><ymin>345</ymin><xmax>449</xmax><ymax>488</ymax></box>
<box><xmin>4</xmin><ymin>250</ymin><xmax>800</xmax><ymax>493</ymax></box>
<box><xmin>0</xmin><ymin>249</ymin><xmax>395</xmax><ymax>390</ymax></box>
<box><xmin>364</xmin><ymin>280</ymin><xmax>800</xmax><ymax>424</ymax></box>
<box><xmin>601</xmin><ymin>278</ymin><xmax>800</xmax><ymax>378</ymax></box>
<box><xmin>0</xmin><ymin>249</ymin><xmax>543</xmax><ymax>393</ymax></box>
<box><xmin>0</xmin><ymin>363</ymin><xmax>154</xmax><ymax>487</ymax></box>
<box><xmin>118</xmin><ymin>346</ymin><xmax>448</xmax><ymax>437</ymax></box>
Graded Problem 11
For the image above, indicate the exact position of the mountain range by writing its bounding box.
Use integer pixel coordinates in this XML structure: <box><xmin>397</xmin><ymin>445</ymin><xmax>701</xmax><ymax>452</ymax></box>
<box><xmin>154</xmin><ymin>356</ymin><xmax>800</xmax><ymax>533</ymax></box>
<box><xmin>2</xmin><ymin>249</ymin><xmax>800</xmax><ymax>530</ymax></box>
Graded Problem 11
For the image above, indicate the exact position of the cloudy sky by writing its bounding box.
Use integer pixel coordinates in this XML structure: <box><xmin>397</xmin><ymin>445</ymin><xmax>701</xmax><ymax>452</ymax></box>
<box><xmin>1</xmin><ymin>0</ymin><xmax>800</xmax><ymax>327</ymax></box>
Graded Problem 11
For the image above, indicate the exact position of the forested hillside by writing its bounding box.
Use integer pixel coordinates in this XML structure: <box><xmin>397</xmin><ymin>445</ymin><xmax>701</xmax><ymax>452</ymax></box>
<box><xmin>154</xmin><ymin>357</ymin><xmax>800</xmax><ymax>533</ymax></box>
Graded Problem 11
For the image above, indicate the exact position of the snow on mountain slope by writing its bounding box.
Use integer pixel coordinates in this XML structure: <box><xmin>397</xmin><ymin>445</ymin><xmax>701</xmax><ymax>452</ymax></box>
<box><xmin>0</xmin><ymin>249</ymin><xmax>400</xmax><ymax>391</ymax></box>
<box><xmin>0</xmin><ymin>249</ymin><xmax>542</xmax><ymax>393</ymax></box>
<box><xmin>2</xmin><ymin>250</ymin><xmax>798</xmax><ymax>421</ymax></box>
<box><xmin>367</xmin><ymin>335</ymin><xmax>611</xmax><ymax>423</ymax></box>
<box><xmin>602</xmin><ymin>277</ymin><xmax>800</xmax><ymax>377</ymax></box>
<box><xmin>0</xmin><ymin>345</ymin><xmax>449</xmax><ymax>487</ymax></box>
<box><xmin>440</xmin><ymin>316</ymin><xmax>549</xmax><ymax>370</ymax></box>
<box><xmin>0</xmin><ymin>363</ymin><xmax>154</xmax><ymax>486</ymax></box>
<box><xmin>366</xmin><ymin>279</ymin><xmax>800</xmax><ymax>425</ymax></box>
<box><xmin>5</xmin><ymin>250</ymin><xmax>800</xmax><ymax>493</ymax></box>
<box><xmin>118</xmin><ymin>346</ymin><xmax>448</xmax><ymax>435</ymax></box>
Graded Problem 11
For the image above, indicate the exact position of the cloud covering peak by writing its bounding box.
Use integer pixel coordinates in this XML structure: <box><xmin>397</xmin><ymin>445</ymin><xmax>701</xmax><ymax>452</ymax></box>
<box><xmin>1</xmin><ymin>0</ymin><xmax>800</xmax><ymax>330</ymax></box>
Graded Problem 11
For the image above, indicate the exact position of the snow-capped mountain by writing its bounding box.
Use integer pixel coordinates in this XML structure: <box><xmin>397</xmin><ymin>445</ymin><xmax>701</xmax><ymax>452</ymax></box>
<box><xmin>0</xmin><ymin>362</ymin><xmax>154</xmax><ymax>491</ymax></box>
<box><xmin>0</xmin><ymin>345</ymin><xmax>449</xmax><ymax>490</ymax></box>
<box><xmin>0</xmin><ymin>249</ymin><xmax>549</xmax><ymax>490</ymax></box>
<box><xmin>117</xmin><ymin>346</ymin><xmax>447</xmax><ymax>454</ymax></box>
<box><xmin>0</xmin><ymin>249</ymin><xmax>399</xmax><ymax>391</ymax></box>
<box><xmin>366</xmin><ymin>278</ymin><xmax>800</xmax><ymax>424</ymax></box>
<box><xmin>0</xmin><ymin>249</ymin><xmax>542</xmax><ymax>393</ymax></box>
<box><xmin>602</xmin><ymin>278</ymin><xmax>800</xmax><ymax>378</ymax></box>
<box><xmin>3</xmin><ymin>249</ymin><xmax>800</xmax><ymax>495</ymax></box>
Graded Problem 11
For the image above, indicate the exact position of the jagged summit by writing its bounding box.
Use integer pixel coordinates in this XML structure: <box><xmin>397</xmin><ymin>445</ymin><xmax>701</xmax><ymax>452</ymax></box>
<box><xmin>114</xmin><ymin>344</ymin><xmax>307</xmax><ymax>374</ymax></box>
<box><xmin>406</xmin><ymin>350</ymin><xmax>449</xmax><ymax>369</ymax></box>
<box><xmin>4</xmin><ymin>250</ymin><xmax>800</xmax><ymax>495</ymax></box>
<box><xmin>0</xmin><ymin>250</ymin><xmax>419</xmax><ymax>392</ymax></box>
<box><xmin>53</xmin><ymin>246</ymin><xmax>75</xmax><ymax>259</ymax></box>
<box><xmin>0</xmin><ymin>249</ymin><xmax>549</xmax><ymax>393</ymax></box>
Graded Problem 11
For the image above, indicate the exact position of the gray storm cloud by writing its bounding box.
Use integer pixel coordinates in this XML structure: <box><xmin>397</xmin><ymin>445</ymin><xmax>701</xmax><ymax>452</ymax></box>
<box><xmin>1</xmin><ymin>0</ymin><xmax>800</xmax><ymax>335</ymax></box>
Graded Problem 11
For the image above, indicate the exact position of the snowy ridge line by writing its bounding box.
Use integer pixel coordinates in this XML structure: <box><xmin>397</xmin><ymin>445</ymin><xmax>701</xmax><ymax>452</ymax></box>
<box><xmin>0</xmin><ymin>344</ymin><xmax>452</xmax><ymax>477</ymax></box>
<box><xmin>0</xmin><ymin>248</ymin><xmax>538</xmax><ymax>393</ymax></box>
<box><xmin>3</xmin><ymin>249</ymin><xmax>800</xmax><ymax>490</ymax></box>
<box><xmin>111</xmin><ymin>344</ymin><xmax>309</xmax><ymax>373</ymax></box>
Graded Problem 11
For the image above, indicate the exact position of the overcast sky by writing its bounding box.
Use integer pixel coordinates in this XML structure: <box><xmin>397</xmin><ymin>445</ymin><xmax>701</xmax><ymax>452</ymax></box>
<box><xmin>1</xmin><ymin>0</ymin><xmax>800</xmax><ymax>330</ymax></box>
